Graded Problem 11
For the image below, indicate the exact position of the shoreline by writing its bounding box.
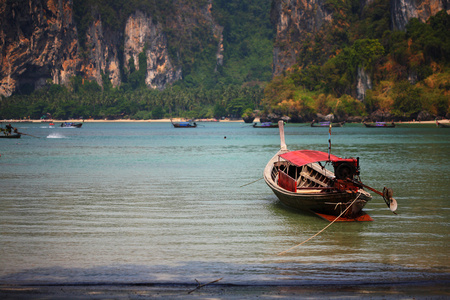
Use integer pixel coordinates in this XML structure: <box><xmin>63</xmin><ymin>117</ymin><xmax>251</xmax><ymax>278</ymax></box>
<box><xmin>1</xmin><ymin>118</ymin><xmax>448</xmax><ymax>124</ymax></box>
<box><xmin>1</xmin><ymin>118</ymin><xmax>247</xmax><ymax>123</ymax></box>
<box><xmin>1</xmin><ymin>281</ymin><xmax>449</xmax><ymax>299</ymax></box>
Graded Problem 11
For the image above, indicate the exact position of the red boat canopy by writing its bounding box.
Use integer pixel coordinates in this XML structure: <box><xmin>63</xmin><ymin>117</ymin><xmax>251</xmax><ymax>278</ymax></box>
<box><xmin>279</xmin><ymin>150</ymin><xmax>341</xmax><ymax>166</ymax></box>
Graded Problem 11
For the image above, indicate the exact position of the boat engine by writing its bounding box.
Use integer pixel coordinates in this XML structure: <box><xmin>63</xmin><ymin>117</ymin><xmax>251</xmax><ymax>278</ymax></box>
<box><xmin>332</xmin><ymin>158</ymin><xmax>360</xmax><ymax>191</ymax></box>
<box><xmin>333</xmin><ymin>158</ymin><xmax>359</xmax><ymax>180</ymax></box>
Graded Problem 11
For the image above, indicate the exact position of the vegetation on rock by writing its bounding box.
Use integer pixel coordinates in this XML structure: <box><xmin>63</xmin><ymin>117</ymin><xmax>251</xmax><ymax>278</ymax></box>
<box><xmin>1</xmin><ymin>0</ymin><xmax>448</xmax><ymax>121</ymax></box>
<box><xmin>265</xmin><ymin>1</ymin><xmax>449</xmax><ymax>122</ymax></box>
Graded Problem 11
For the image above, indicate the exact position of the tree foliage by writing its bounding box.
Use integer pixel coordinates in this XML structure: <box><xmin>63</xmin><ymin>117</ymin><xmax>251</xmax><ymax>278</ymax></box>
<box><xmin>0</xmin><ymin>82</ymin><xmax>264</xmax><ymax>120</ymax></box>
<box><xmin>263</xmin><ymin>2</ymin><xmax>449</xmax><ymax>121</ymax></box>
<box><xmin>2</xmin><ymin>1</ymin><xmax>449</xmax><ymax>121</ymax></box>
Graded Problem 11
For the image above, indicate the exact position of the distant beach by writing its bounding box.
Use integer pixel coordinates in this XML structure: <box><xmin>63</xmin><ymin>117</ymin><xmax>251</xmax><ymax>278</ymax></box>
<box><xmin>1</xmin><ymin>118</ymin><xmax>248</xmax><ymax>123</ymax></box>
<box><xmin>2</xmin><ymin>118</ymin><xmax>448</xmax><ymax>124</ymax></box>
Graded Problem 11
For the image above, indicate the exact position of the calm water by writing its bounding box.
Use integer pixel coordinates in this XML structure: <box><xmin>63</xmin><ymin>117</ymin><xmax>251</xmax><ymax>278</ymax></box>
<box><xmin>0</xmin><ymin>122</ymin><xmax>449</xmax><ymax>286</ymax></box>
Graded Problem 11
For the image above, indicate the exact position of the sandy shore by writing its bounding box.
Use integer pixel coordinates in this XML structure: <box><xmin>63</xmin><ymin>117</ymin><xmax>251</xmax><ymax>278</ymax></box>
<box><xmin>1</xmin><ymin>118</ymin><xmax>248</xmax><ymax>123</ymax></box>
<box><xmin>2</xmin><ymin>118</ymin><xmax>448</xmax><ymax>124</ymax></box>
<box><xmin>1</xmin><ymin>281</ymin><xmax>449</xmax><ymax>299</ymax></box>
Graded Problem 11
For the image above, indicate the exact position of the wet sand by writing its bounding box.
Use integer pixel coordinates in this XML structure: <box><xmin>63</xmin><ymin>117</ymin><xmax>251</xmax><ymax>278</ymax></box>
<box><xmin>1</xmin><ymin>282</ymin><xmax>449</xmax><ymax>299</ymax></box>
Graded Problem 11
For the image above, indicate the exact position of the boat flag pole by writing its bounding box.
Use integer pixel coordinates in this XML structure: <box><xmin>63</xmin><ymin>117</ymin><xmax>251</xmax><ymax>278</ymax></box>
<box><xmin>279</xmin><ymin>120</ymin><xmax>287</xmax><ymax>150</ymax></box>
<box><xmin>328</xmin><ymin>124</ymin><xmax>332</xmax><ymax>161</ymax></box>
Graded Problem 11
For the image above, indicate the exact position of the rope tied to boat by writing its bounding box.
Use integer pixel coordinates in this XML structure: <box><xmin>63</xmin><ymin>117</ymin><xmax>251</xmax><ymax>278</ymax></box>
<box><xmin>239</xmin><ymin>177</ymin><xmax>264</xmax><ymax>187</ymax></box>
<box><xmin>277</xmin><ymin>193</ymin><xmax>361</xmax><ymax>256</ymax></box>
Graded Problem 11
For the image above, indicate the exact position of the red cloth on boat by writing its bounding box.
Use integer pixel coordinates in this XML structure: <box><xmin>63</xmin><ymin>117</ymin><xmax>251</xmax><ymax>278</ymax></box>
<box><xmin>280</xmin><ymin>150</ymin><xmax>341</xmax><ymax>166</ymax></box>
<box><xmin>278</xmin><ymin>170</ymin><xmax>297</xmax><ymax>192</ymax></box>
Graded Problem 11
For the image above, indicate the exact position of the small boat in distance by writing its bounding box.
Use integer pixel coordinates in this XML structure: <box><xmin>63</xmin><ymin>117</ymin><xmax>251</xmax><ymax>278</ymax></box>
<box><xmin>0</xmin><ymin>124</ymin><xmax>21</xmax><ymax>138</ymax></box>
<box><xmin>171</xmin><ymin>120</ymin><xmax>197</xmax><ymax>128</ymax></box>
<box><xmin>61</xmin><ymin>122</ymin><xmax>82</xmax><ymax>128</ymax></box>
<box><xmin>436</xmin><ymin>120</ymin><xmax>450</xmax><ymax>128</ymax></box>
<box><xmin>253</xmin><ymin>122</ymin><xmax>279</xmax><ymax>128</ymax></box>
<box><xmin>263</xmin><ymin>121</ymin><xmax>397</xmax><ymax>221</ymax></box>
<box><xmin>311</xmin><ymin>120</ymin><xmax>345</xmax><ymax>127</ymax></box>
<box><xmin>363</xmin><ymin>121</ymin><xmax>395</xmax><ymax>128</ymax></box>
<box><xmin>0</xmin><ymin>133</ymin><xmax>21</xmax><ymax>138</ymax></box>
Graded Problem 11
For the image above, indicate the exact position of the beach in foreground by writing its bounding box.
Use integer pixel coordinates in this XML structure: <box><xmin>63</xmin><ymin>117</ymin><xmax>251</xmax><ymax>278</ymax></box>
<box><xmin>1</xmin><ymin>281</ymin><xmax>449</xmax><ymax>299</ymax></box>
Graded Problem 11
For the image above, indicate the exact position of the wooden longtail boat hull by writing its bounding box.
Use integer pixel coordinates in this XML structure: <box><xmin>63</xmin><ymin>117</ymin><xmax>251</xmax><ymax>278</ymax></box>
<box><xmin>61</xmin><ymin>123</ymin><xmax>82</xmax><ymax>128</ymax></box>
<box><xmin>172</xmin><ymin>123</ymin><xmax>197</xmax><ymax>128</ymax></box>
<box><xmin>264</xmin><ymin>150</ymin><xmax>371</xmax><ymax>218</ymax></box>
<box><xmin>437</xmin><ymin>122</ymin><xmax>450</xmax><ymax>128</ymax></box>
<box><xmin>0</xmin><ymin>134</ymin><xmax>21</xmax><ymax>138</ymax></box>
<box><xmin>311</xmin><ymin>122</ymin><xmax>344</xmax><ymax>127</ymax></box>
<box><xmin>253</xmin><ymin>123</ymin><xmax>279</xmax><ymax>128</ymax></box>
<box><xmin>263</xmin><ymin>121</ymin><xmax>372</xmax><ymax>219</ymax></box>
<box><xmin>363</xmin><ymin>122</ymin><xmax>395</xmax><ymax>128</ymax></box>
<box><xmin>253</xmin><ymin>125</ymin><xmax>278</xmax><ymax>128</ymax></box>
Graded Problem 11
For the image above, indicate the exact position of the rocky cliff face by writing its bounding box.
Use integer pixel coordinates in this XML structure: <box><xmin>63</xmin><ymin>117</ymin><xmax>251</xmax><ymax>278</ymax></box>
<box><xmin>356</xmin><ymin>67</ymin><xmax>372</xmax><ymax>100</ymax></box>
<box><xmin>124</xmin><ymin>11</ymin><xmax>181</xmax><ymax>90</ymax></box>
<box><xmin>391</xmin><ymin>0</ymin><xmax>449</xmax><ymax>30</ymax></box>
<box><xmin>0</xmin><ymin>0</ymin><xmax>79</xmax><ymax>97</ymax></box>
<box><xmin>81</xmin><ymin>16</ymin><xmax>121</xmax><ymax>88</ymax></box>
<box><xmin>270</xmin><ymin>0</ymin><xmax>332</xmax><ymax>76</ymax></box>
<box><xmin>0</xmin><ymin>0</ymin><xmax>223</xmax><ymax>97</ymax></box>
<box><xmin>270</xmin><ymin>0</ymin><xmax>448</xmax><ymax>99</ymax></box>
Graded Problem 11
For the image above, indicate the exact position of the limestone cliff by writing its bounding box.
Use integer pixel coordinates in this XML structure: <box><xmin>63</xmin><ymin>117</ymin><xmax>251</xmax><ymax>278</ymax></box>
<box><xmin>0</xmin><ymin>0</ymin><xmax>223</xmax><ymax>97</ymax></box>
<box><xmin>81</xmin><ymin>15</ymin><xmax>121</xmax><ymax>88</ymax></box>
<box><xmin>124</xmin><ymin>11</ymin><xmax>181</xmax><ymax>90</ymax></box>
<box><xmin>356</xmin><ymin>67</ymin><xmax>372</xmax><ymax>100</ymax></box>
<box><xmin>391</xmin><ymin>0</ymin><xmax>449</xmax><ymax>30</ymax></box>
<box><xmin>270</xmin><ymin>0</ymin><xmax>332</xmax><ymax>76</ymax></box>
<box><xmin>0</xmin><ymin>0</ymin><xmax>79</xmax><ymax>97</ymax></box>
<box><xmin>270</xmin><ymin>0</ymin><xmax>448</xmax><ymax>99</ymax></box>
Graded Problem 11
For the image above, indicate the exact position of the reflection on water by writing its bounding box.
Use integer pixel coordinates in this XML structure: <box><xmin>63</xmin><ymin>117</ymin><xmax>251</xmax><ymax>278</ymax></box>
<box><xmin>0</xmin><ymin>122</ymin><xmax>449</xmax><ymax>285</ymax></box>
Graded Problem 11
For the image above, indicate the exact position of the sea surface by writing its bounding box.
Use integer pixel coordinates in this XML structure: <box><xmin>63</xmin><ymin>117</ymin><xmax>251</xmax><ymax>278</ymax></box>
<box><xmin>0</xmin><ymin>122</ymin><xmax>449</xmax><ymax>289</ymax></box>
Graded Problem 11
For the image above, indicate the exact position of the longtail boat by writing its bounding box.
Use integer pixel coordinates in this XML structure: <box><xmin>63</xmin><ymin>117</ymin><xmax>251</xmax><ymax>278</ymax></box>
<box><xmin>253</xmin><ymin>122</ymin><xmax>279</xmax><ymax>128</ymax></box>
<box><xmin>0</xmin><ymin>126</ymin><xmax>21</xmax><ymax>138</ymax></box>
<box><xmin>436</xmin><ymin>121</ymin><xmax>450</xmax><ymax>128</ymax></box>
<box><xmin>311</xmin><ymin>120</ymin><xmax>345</xmax><ymax>127</ymax></box>
<box><xmin>263</xmin><ymin>121</ymin><xmax>397</xmax><ymax>221</ymax></box>
<box><xmin>61</xmin><ymin>122</ymin><xmax>82</xmax><ymax>128</ymax></box>
<box><xmin>363</xmin><ymin>121</ymin><xmax>395</xmax><ymax>128</ymax></box>
<box><xmin>171</xmin><ymin>120</ymin><xmax>197</xmax><ymax>128</ymax></box>
<box><xmin>0</xmin><ymin>133</ymin><xmax>21</xmax><ymax>138</ymax></box>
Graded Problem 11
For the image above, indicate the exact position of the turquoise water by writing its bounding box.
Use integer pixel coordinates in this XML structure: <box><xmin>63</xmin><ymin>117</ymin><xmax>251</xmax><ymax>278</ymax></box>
<box><xmin>0</xmin><ymin>122</ymin><xmax>449</xmax><ymax>286</ymax></box>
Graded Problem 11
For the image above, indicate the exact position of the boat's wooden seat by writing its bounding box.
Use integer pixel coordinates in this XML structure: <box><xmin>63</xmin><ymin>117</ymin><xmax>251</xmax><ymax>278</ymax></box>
<box><xmin>296</xmin><ymin>189</ymin><xmax>322</xmax><ymax>194</ymax></box>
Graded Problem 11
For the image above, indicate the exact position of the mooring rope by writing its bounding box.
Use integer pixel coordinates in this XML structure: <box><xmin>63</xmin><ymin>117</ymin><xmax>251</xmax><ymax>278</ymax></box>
<box><xmin>239</xmin><ymin>177</ymin><xmax>264</xmax><ymax>187</ymax></box>
<box><xmin>277</xmin><ymin>193</ymin><xmax>361</xmax><ymax>256</ymax></box>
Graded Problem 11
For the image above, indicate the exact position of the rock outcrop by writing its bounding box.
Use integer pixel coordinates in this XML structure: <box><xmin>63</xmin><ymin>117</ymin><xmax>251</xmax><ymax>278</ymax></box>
<box><xmin>81</xmin><ymin>16</ymin><xmax>121</xmax><ymax>88</ymax></box>
<box><xmin>356</xmin><ymin>67</ymin><xmax>373</xmax><ymax>100</ymax></box>
<box><xmin>124</xmin><ymin>11</ymin><xmax>181</xmax><ymax>90</ymax></box>
<box><xmin>0</xmin><ymin>0</ymin><xmax>79</xmax><ymax>97</ymax></box>
<box><xmin>270</xmin><ymin>0</ymin><xmax>332</xmax><ymax>76</ymax></box>
<box><xmin>391</xmin><ymin>0</ymin><xmax>449</xmax><ymax>31</ymax></box>
<box><xmin>0</xmin><ymin>0</ymin><xmax>223</xmax><ymax>97</ymax></box>
<box><xmin>270</xmin><ymin>0</ymin><xmax>448</xmax><ymax>99</ymax></box>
